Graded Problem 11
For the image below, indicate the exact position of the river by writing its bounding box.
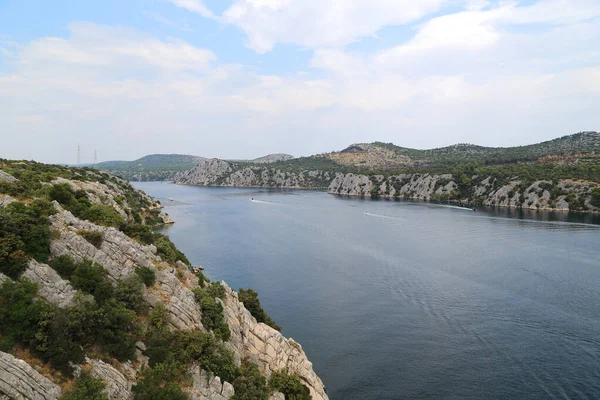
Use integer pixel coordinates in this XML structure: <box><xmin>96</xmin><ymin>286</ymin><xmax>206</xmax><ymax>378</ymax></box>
<box><xmin>134</xmin><ymin>182</ymin><xmax>600</xmax><ymax>400</ymax></box>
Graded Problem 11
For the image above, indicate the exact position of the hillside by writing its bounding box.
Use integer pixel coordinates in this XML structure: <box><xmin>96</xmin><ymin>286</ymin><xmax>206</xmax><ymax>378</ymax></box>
<box><xmin>174</xmin><ymin>132</ymin><xmax>600</xmax><ymax>213</ymax></box>
<box><xmin>97</xmin><ymin>154</ymin><xmax>205</xmax><ymax>181</ymax></box>
<box><xmin>0</xmin><ymin>159</ymin><xmax>327</xmax><ymax>400</ymax></box>
<box><xmin>323</xmin><ymin>131</ymin><xmax>600</xmax><ymax>170</ymax></box>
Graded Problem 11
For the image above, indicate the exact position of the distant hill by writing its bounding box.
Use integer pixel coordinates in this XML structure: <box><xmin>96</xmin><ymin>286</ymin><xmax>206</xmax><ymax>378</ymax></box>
<box><xmin>98</xmin><ymin>154</ymin><xmax>204</xmax><ymax>181</ymax></box>
<box><xmin>227</xmin><ymin>153</ymin><xmax>295</xmax><ymax>164</ymax></box>
<box><xmin>324</xmin><ymin>131</ymin><xmax>600</xmax><ymax>170</ymax></box>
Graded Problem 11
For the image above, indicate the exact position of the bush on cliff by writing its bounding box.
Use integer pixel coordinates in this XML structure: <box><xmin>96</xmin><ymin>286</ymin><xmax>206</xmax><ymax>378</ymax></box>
<box><xmin>59</xmin><ymin>372</ymin><xmax>108</xmax><ymax>400</ymax></box>
<box><xmin>144</xmin><ymin>305</ymin><xmax>238</xmax><ymax>383</ymax></box>
<box><xmin>269</xmin><ymin>369</ymin><xmax>312</xmax><ymax>400</ymax></box>
<box><xmin>153</xmin><ymin>233</ymin><xmax>190</xmax><ymax>265</ymax></box>
<box><xmin>232</xmin><ymin>359</ymin><xmax>269</xmax><ymax>400</ymax></box>
<box><xmin>77</xmin><ymin>230</ymin><xmax>103</xmax><ymax>248</ymax></box>
<box><xmin>193</xmin><ymin>282</ymin><xmax>230</xmax><ymax>341</ymax></box>
<box><xmin>0</xmin><ymin>280</ymin><xmax>46</xmax><ymax>351</ymax></box>
<box><xmin>132</xmin><ymin>363</ymin><xmax>188</xmax><ymax>400</ymax></box>
<box><xmin>238</xmin><ymin>288</ymin><xmax>281</xmax><ymax>331</ymax></box>
<box><xmin>49</xmin><ymin>183</ymin><xmax>124</xmax><ymax>227</ymax></box>
<box><xmin>135</xmin><ymin>266</ymin><xmax>156</xmax><ymax>287</ymax></box>
<box><xmin>0</xmin><ymin>201</ymin><xmax>51</xmax><ymax>279</ymax></box>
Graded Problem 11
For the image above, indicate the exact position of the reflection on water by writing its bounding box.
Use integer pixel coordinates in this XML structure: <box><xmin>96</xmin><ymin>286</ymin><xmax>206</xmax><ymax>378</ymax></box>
<box><xmin>136</xmin><ymin>183</ymin><xmax>600</xmax><ymax>400</ymax></box>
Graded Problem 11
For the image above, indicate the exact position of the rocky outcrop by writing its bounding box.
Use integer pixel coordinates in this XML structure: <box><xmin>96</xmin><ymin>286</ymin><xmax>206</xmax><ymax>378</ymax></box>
<box><xmin>0</xmin><ymin>273</ymin><xmax>8</xmax><ymax>284</ymax></box>
<box><xmin>51</xmin><ymin>177</ymin><xmax>130</xmax><ymax>220</ymax></box>
<box><xmin>50</xmin><ymin>205</ymin><xmax>159</xmax><ymax>282</ymax></box>
<box><xmin>269</xmin><ymin>392</ymin><xmax>285</xmax><ymax>400</ymax></box>
<box><xmin>174</xmin><ymin>159</ymin><xmax>331</xmax><ymax>189</ymax></box>
<box><xmin>22</xmin><ymin>260</ymin><xmax>76</xmax><ymax>308</ymax></box>
<box><xmin>174</xmin><ymin>159</ymin><xmax>232</xmax><ymax>186</ymax></box>
<box><xmin>0</xmin><ymin>196</ymin><xmax>15</xmax><ymax>208</ymax></box>
<box><xmin>49</xmin><ymin>176</ymin><xmax>172</xmax><ymax>225</ymax></box>
<box><xmin>329</xmin><ymin>173</ymin><xmax>599</xmax><ymax>212</ymax></box>
<box><xmin>0</xmin><ymin>171</ymin><xmax>18</xmax><ymax>183</ymax></box>
<box><xmin>145</xmin><ymin>268</ymin><xmax>204</xmax><ymax>331</ymax></box>
<box><xmin>0</xmin><ymin>351</ymin><xmax>61</xmax><ymax>400</ymax></box>
<box><xmin>86</xmin><ymin>358</ymin><xmax>133</xmax><ymax>400</ymax></box>
<box><xmin>221</xmin><ymin>283</ymin><xmax>328</xmax><ymax>400</ymax></box>
<box><xmin>187</xmin><ymin>366</ymin><xmax>234</xmax><ymax>400</ymax></box>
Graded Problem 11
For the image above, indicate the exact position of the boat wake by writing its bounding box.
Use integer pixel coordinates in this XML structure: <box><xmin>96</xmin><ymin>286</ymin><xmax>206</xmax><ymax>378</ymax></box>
<box><xmin>437</xmin><ymin>204</ymin><xmax>474</xmax><ymax>211</ymax></box>
<box><xmin>364</xmin><ymin>211</ymin><xmax>403</xmax><ymax>221</ymax></box>
<box><xmin>250</xmin><ymin>199</ymin><xmax>277</xmax><ymax>205</ymax></box>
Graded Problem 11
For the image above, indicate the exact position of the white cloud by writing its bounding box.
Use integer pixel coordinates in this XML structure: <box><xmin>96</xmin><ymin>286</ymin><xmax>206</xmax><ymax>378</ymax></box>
<box><xmin>1</xmin><ymin>1</ymin><xmax>600</xmax><ymax>163</ymax></box>
<box><xmin>165</xmin><ymin>0</ymin><xmax>217</xmax><ymax>19</ymax></box>
<box><xmin>219</xmin><ymin>0</ymin><xmax>449</xmax><ymax>53</ymax></box>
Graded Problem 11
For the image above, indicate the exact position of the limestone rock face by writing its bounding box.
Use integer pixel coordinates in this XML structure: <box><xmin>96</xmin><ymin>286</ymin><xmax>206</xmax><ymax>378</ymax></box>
<box><xmin>0</xmin><ymin>273</ymin><xmax>8</xmax><ymax>284</ymax></box>
<box><xmin>269</xmin><ymin>392</ymin><xmax>285</xmax><ymax>400</ymax></box>
<box><xmin>50</xmin><ymin>207</ymin><xmax>159</xmax><ymax>282</ymax></box>
<box><xmin>145</xmin><ymin>269</ymin><xmax>204</xmax><ymax>331</ymax></box>
<box><xmin>0</xmin><ymin>196</ymin><xmax>16</xmax><ymax>208</ymax></box>
<box><xmin>0</xmin><ymin>351</ymin><xmax>61</xmax><ymax>400</ymax></box>
<box><xmin>187</xmin><ymin>366</ymin><xmax>235</xmax><ymax>400</ymax></box>
<box><xmin>174</xmin><ymin>159</ymin><xmax>232</xmax><ymax>186</ymax></box>
<box><xmin>221</xmin><ymin>283</ymin><xmax>328</xmax><ymax>400</ymax></box>
<box><xmin>174</xmin><ymin>159</ymin><xmax>330</xmax><ymax>189</ymax></box>
<box><xmin>22</xmin><ymin>260</ymin><xmax>76</xmax><ymax>308</ymax></box>
<box><xmin>51</xmin><ymin>177</ymin><xmax>129</xmax><ymax>220</ymax></box>
<box><xmin>0</xmin><ymin>170</ymin><xmax>18</xmax><ymax>183</ymax></box>
<box><xmin>86</xmin><ymin>358</ymin><xmax>133</xmax><ymax>400</ymax></box>
<box><xmin>329</xmin><ymin>173</ymin><xmax>599</xmax><ymax>212</ymax></box>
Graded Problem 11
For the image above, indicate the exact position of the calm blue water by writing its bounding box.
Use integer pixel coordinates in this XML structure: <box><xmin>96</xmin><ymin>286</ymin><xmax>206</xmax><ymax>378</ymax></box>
<box><xmin>134</xmin><ymin>182</ymin><xmax>600</xmax><ymax>400</ymax></box>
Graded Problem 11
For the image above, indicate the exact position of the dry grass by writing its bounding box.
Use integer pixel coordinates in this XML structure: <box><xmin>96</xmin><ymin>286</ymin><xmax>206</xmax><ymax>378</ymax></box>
<box><xmin>13</xmin><ymin>345</ymin><xmax>74</xmax><ymax>390</ymax></box>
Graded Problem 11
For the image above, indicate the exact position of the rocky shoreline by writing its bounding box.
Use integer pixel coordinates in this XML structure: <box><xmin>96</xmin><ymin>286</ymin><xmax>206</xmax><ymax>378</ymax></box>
<box><xmin>0</xmin><ymin>169</ymin><xmax>328</xmax><ymax>400</ymax></box>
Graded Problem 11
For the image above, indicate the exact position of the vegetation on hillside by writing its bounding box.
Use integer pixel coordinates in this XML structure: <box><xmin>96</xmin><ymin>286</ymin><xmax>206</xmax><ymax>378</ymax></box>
<box><xmin>0</xmin><ymin>159</ymin><xmax>311</xmax><ymax>399</ymax></box>
<box><xmin>96</xmin><ymin>154</ymin><xmax>204</xmax><ymax>181</ymax></box>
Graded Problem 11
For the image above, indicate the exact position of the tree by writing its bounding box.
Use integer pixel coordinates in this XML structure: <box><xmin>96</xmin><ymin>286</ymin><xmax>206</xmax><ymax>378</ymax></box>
<box><xmin>59</xmin><ymin>373</ymin><xmax>108</xmax><ymax>400</ymax></box>
<box><xmin>238</xmin><ymin>289</ymin><xmax>281</xmax><ymax>331</ymax></box>
<box><xmin>232</xmin><ymin>360</ymin><xmax>269</xmax><ymax>400</ymax></box>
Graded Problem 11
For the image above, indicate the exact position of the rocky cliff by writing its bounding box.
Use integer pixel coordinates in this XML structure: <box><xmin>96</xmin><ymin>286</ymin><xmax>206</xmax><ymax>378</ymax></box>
<box><xmin>328</xmin><ymin>173</ymin><xmax>600</xmax><ymax>212</ymax></box>
<box><xmin>173</xmin><ymin>159</ymin><xmax>332</xmax><ymax>189</ymax></box>
<box><xmin>0</xmin><ymin>167</ymin><xmax>327</xmax><ymax>400</ymax></box>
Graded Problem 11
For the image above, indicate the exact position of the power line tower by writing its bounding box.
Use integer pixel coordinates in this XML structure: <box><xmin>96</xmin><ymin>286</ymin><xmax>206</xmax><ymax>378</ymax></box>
<box><xmin>94</xmin><ymin>150</ymin><xmax>98</xmax><ymax>169</ymax></box>
<box><xmin>77</xmin><ymin>144</ymin><xmax>81</xmax><ymax>165</ymax></box>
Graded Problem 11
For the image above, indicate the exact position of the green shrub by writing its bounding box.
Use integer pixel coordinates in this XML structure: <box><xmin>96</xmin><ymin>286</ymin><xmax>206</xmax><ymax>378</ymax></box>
<box><xmin>70</xmin><ymin>260</ymin><xmax>113</xmax><ymax>303</ymax></box>
<box><xmin>81</xmin><ymin>205</ymin><xmax>124</xmax><ymax>228</ymax></box>
<box><xmin>0</xmin><ymin>280</ymin><xmax>47</xmax><ymax>350</ymax></box>
<box><xmin>232</xmin><ymin>360</ymin><xmax>269</xmax><ymax>400</ymax></box>
<box><xmin>135</xmin><ymin>267</ymin><xmax>156</xmax><ymax>287</ymax></box>
<box><xmin>0</xmin><ymin>202</ymin><xmax>51</xmax><ymax>278</ymax></box>
<box><xmin>132</xmin><ymin>364</ymin><xmax>188</xmax><ymax>400</ymax></box>
<box><xmin>193</xmin><ymin>284</ymin><xmax>230</xmax><ymax>341</ymax></box>
<box><xmin>78</xmin><ymin>230</ymin><xmax>103</xmax><ymax>248</ymax></box>
<box><xmin>121</xmin><ymin>223</ymin><xmax>155</xmax><ymax>245</ymax></box>
<box><xmin>115</xmin><ymin>276</ymin><xmax>147</xmax><ymax>313</ymax></box>
<box><xmin>49</xmin><ymin>183</ymin><xmax>76</xmax><ymax>206</ymax></box>
<box><xmin>144</xmin><ymin>307</ymin><xmax>237</xmax><ymax>383</ymax></box>
<box><xmin>49</xmin><ymin>255</ymin><xmax>78</xmax><ymax>279</ymax></box>
<box><xmin>64</xmin><ymin>295</ymin><xmax>138</xmax><ymax>362</ymax></box>
<box><xmin>269</xmin><ymin>370</ymin><xmax>312</xmax><ymax>400</ymax></box>
<box><xmin>238</xmin><ymin>289</ymin><xmax>281</xmax><ymax>331</ymax></box>
<box><xmin>153</xmin><ymin>233</ymin><xmax>190</xmax><ymax>265</ymax></box>
<box><xmin>34</xmin><ymin>305</ymin><xmax>85</xmax><ymax>375</ymax></box>
<box><xmin>59</xmin><ymin>372</ymin><xmax>108</xmax><ymax>400</ymax></box>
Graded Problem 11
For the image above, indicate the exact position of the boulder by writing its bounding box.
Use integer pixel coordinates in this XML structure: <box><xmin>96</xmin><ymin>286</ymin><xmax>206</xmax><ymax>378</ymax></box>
<box><xmin>187</xmin><ymin>366</ymin><xmax>235</xmax><ymax>400</ymax></box>
<box><xmin>22</xmin><ymin>260</ymin><xmax>77</xmax><ymax>308</ymax></box>
<box><xmin>0</xmin><ymin>351</ymin><xmax>61</xmax><ymax>400</ymax></box>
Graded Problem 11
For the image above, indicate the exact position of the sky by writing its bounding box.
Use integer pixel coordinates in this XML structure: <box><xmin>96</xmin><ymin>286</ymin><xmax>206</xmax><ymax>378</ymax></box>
<box><xmin>0</xmin><ymin>0</ymin><xmax>599</xmax><ymax>164</ymax></box>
